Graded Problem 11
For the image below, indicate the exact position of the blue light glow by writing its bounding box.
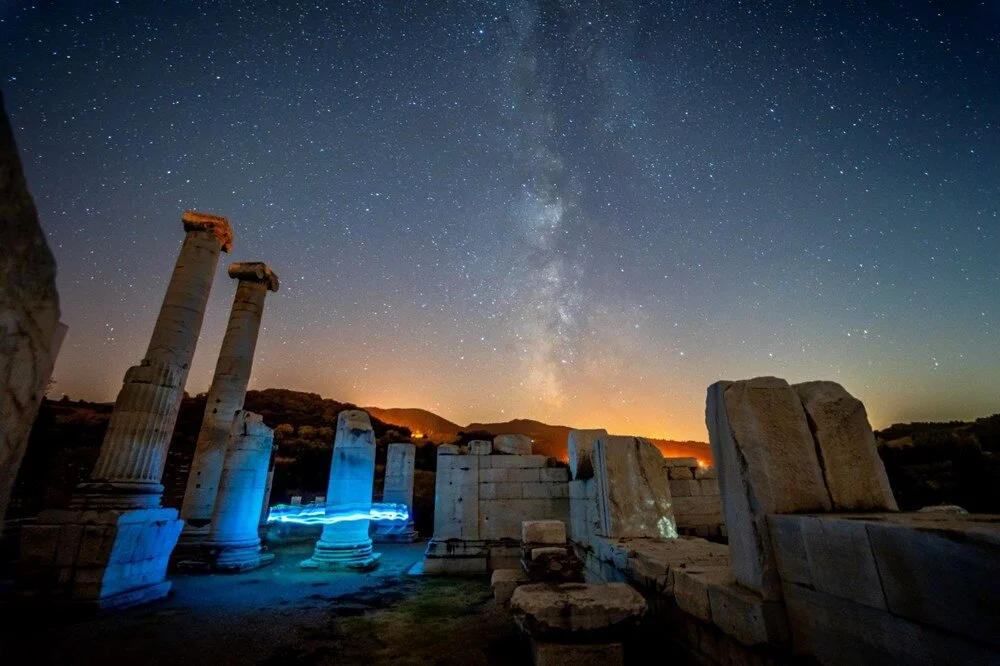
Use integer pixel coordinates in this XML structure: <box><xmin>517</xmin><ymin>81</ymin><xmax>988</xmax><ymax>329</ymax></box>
<box><xmin>267</xmin><ymin>502</ymin><xmax>409</xmax><ymax>526</ymax></box>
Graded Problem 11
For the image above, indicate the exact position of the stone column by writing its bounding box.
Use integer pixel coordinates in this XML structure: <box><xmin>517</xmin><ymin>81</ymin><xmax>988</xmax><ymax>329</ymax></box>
<box><xmin>258</xmin><ymin>441</ymin><xmax>278</xmax><ymax>538</ymax></box>
<box><xmin>179</xmin><ymin>262</ymin><xmax>278</xmax><ymax>538</ymax></box>
<box><xmin>17</xmin><ymin>211</ymin><xmax>231</xmax><ymax>609</ymax></box>
<box><xmin>301</xmin><ymin>410</ymin><xmax>379</xmax><ymax>571</ymax></box>
<box><xmin>372</xmin><ymin>442</ymin><xmax>417</xmax><ymax>543</ymax></box>
<box><xmin>76</xmin><ymin>212</ymin><xmax>233</xmax><ymax>509</ymax></box>
<box><xmin>197</xmin><ymin>411</ymin><xmax>275</xmax><ymax>572</ymax></box>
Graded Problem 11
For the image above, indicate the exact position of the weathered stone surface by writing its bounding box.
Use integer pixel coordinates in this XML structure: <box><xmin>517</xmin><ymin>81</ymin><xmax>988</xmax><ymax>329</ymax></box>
<box><xmin>592</xmin><ymin>435</ymin><xmax>676</xmax><ymax>539</ymax></box>
<box><xmin>510</xmin><ymin>582</ymin><xmax>646</xmax><ymax>639</ymax></box>
<box><xmin>0</xmin><ymin>92</ymin><xmax>62</xmax><ymax>537</ymax></box>
<box><xmin>522</xmin><ymin>520</ymin><xmax>567</xmax><ymax>545</ymax></box>
<box><xmin>706</xmin><ymin>377</ymin><xmax>829</xmax><ymax>600</ymax></box>
<box><xmin>491</xmin><ymin>568</ymin><xmax>528</xmax><ymax>604</ymax></box>
<box><xmin>180</xmin><ymin>262</ymin><xmax>279</xmax><ymax>536</ymax></box>
<box><xmin>665</xmin><ymin>457</ymin><xmax>699</xmax><ymax>468</ymax></box>
<box><xmin>707</xmin><ymin>581</ymin><xmax>789</xmax><ymax>647</ymax></box>
<box><xmin>468</xmin><ymin>439</ymin><xmax>492</xmax><ymax>455</ymax></box>
<box><xmin>301</xmin><ymin>410</ymin><xmax>379</xmax><ymax>570</ymax></box>
<box><xmin>432</xmin><ymin>451</ymin><xmax>479</xmax><ymax>539</ymax></box>
<box><xmin>531</xmin><ymin>640</ymin><xmax>624</xmax><ymax>666</ymax></box>
<box><xmin>794</xmin><ymin>381</ymin><xmax>897</xmax><ymax>511</ymax></box>
<box><xmin>201</xmin><ymin>411</ymin><xmax>275</xmax><ymax>571</ymax></box>
<box><xmin>766</xmin><ymin>514</ymin><xmax>812</xmax><ymax>587</ymax></box>
<box><xmin>866</xmin><ymin>516</ymin><xmax>1000</xmax><ymax>647</ymax></box>
<box><xmin>619</xmin><ymin>536</ymin><xmax>731</xmax><ymax>595</ymax></box>
<box><xmin>438</xmin><ymin>444</ymin><xmax>460</xmax><ymax>455</ymax></box>
<box><xmin>494</xmin><ymin>433</ymin><xmax>532</xmax><ymax>455</ymax></box>
<box><xmin>373</xmin><ymin>442</ymin><xmax>417</xmax><ymax>542</ymax></box>
<box><xmin>567</xmin><ymin>429</ymin><xmax>607</xmax><ymax>480</ymax></box>
<box><xmin>800</xmin><ymin>515</ymin><xmax>887</xmax><ymax>609</ymax></box>
<box><xmin>673</xmin><ymin>567</ymin><xmax>730</xmax><ymax>621</ymax></box>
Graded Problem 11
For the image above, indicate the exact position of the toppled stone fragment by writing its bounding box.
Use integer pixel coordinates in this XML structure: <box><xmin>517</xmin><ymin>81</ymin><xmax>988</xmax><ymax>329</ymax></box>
<box><xmin>468</xmin><ymin>439</ymin><xmax>492</xmax><ymax>455</ymax></box>
<box><xmin>522</xmin><ymin>520</ymin><xmax>567</xmax><ymax>545</ymax></box>
<box><xmin>509</xmin><ymin>582</ymin><xmax>647</xmax><ymax>639</ymax></box>
<box><xmin>492</xmin><ymin>568</ymin><xmax>528</xmax><ymax>605</ymax></box>
<box><xmin>593</xmin><ymin>435</ymin><xmax>676</xmax><ymax>538</ymax></box>
<box><xmin>494</xmin><ymin>434</ymin><xmax>532</xmax><ymax>455</ymax></box>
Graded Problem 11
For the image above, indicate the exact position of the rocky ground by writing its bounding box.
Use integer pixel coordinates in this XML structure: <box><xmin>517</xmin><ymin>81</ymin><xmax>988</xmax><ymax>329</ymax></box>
<box><xmin>0</xmin><ymin>541</ymin><xmax>529</xmax><ymax>665</ymax></box>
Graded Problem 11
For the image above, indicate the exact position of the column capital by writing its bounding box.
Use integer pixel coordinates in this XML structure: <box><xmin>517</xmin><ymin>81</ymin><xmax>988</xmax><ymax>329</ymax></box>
<box><xmin>182</xmin><ymin>210</ymin><xmax>233</xmax><ymax>252</ymax></box>
<box><xmin>228</xmin><ymin>261</ymin><xmax>279</xmax><ymax>292</ymax></box>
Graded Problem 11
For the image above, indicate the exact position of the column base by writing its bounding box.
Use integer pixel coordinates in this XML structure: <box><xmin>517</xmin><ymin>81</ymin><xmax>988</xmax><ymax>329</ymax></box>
<box><xmin>70</xmin><ymin>482</ymin><xmax>165</xmax><ymax>510</ymax></box>
<box><xmin>16</xmin><ymin>507</ymin><xmax>183</xmax><ymax>609</ymax></box>
<box><xmin>175</xmin><ymin>538</ymin><xmax>274</xmax><ymax>573</ymax></box>
<box><xmin>372</xmin><ymin>520</ymin><xmax>418</xmax><ymax>543</ymax></box>
<box><xmin>300</xmin><ymin>538</ymin><xmax>380</xmax><ymax>571</ymax></box>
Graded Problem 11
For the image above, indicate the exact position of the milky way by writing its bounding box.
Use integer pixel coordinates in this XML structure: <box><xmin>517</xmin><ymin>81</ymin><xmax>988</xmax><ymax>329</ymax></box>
<box><xmin>3</xmin><ymin>1</ymin><xmax>998</xmax><ymax>440</ymax></box>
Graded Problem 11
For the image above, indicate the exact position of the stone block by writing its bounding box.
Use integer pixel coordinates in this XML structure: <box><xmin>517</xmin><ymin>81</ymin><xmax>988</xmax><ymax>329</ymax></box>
<box><xmin>567</xmin><ymin>429</ymin><xmax>608</xmax><ymax>480</ymax></box>
<box><xmin>673</xmin><ymin>568</ymin><xmax>729</xmax><ymax>621</ymax></box>
<box><xmin>592</xmin><ymin>435</ymin><xmax>676</xmax><ymax>539</ymax></box>
<box><xmin>522</xmin><ymin>482</ymin><xmax>557</xmax><ymax>499</ymax></box>
<box><xmin>523</xmin><ymin>520</ymin><xmax>567</xmax><ymax>545</ymax></box>
<box><xmin>794</xmin><ymin>381</ymin><xmax>898</xmax><ymax>511</ymax></box>
<box><xmin>783</xmin><ymin>582</ymin><xmax>933</xmax><ymax>664</ymax></box>
<box><xmin>494</xmin><ymin>434</ymin><xmax>532</xmax><ymax>455</ymax></box>
<box><xmin>507</xmin><ymin>468</ymin><xmax>542</xmax><ymax>482</ymax></box>
<box><xmin>665</xmin><ymin>457</ymin><xmax>700</xmax><ymax>468</ymax></box>
<box><xmin>540</xmin><ymin>467</ymin><xmax>569</xmax><ymax>483</ymax></box>
<box><xmin>19</xmin><ymin>525</ymin><xmax>60</xmax><ymax>565</ymax></box>
<box><xmin>510</xmin><ymin>582</ymin><xmax>646</xmax><ymax>639</ymax></box>
<box><xmin>671</xmin><ymin>495</ymin><xmax>722</xmax><ymax>515</ymax></box>
<box><xmin>799</xmin><ymin>515</ymin><xmax>887</xmax><ymax>609</ymax></box>
<box><xmin>568</xmin><ymin>479</ymin><xmax>593</xmax><ymax>500</ymax></box>
<box><xmin>487</xmin><ymin>454</ymin><xmax>547</xmax><ymax>469</ymax></box>
<box><xmin>668</xmin><ymin>466</ymin><xmax>694</xmax><ymax>480</ymax></box>
<box><xmin>766</xmin><ymin>515</ymin><xmax>811</xmax><ymax>586</ymax></box>
<box><xmin>491</xmin><ymin>568</ymin><xmax>528</xmax><ymax>604</ymax></box>
<box><xmin>468</xmin><ymin>439</ymin><xmax>492</xmax><ymax>455</ymax></box>
<box><xmin>531</xmin><ymin>640</ymin><xmax>624</xmax><ymax>666</ymax></box>
<box><xmin>480</xmin><ymin>482</ymin><xmax>522</xmax><ymax>500</ymax></box>
<box><xmin>706</xmin><ymin>377</ymin><xmax>830</xmax><ymax>600</ymax></box>
<box><xmin>708</xmin><ymin>581</ymin><xmax>789</xmax><ymax>647</ymax></box>
<box><xmin>866</xmin><ymin>516</ymin><xmax>1000</xmax><ymax>647</ymax></box>
<box><xmin>438</xmin><ymin>444</ymin><xmax>460</xmax><ymax>455</ymax></box>
<box><xmin>422</xmin><ymin>556</ymin><xmax>488</xmax><ymax>575</ymax></box>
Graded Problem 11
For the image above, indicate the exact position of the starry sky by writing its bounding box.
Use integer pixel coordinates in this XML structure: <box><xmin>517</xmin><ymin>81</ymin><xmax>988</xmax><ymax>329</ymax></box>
<box><xmin>3</xmin><ymin>1</ymin><xmax>999</xmax><ymax>441</ymax></box>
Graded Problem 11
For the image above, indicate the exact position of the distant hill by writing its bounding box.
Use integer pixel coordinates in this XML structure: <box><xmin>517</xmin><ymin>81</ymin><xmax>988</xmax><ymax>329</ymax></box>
<box><xmin>367</xmin><ymin>408</ymin><xmax>712</xmax><ymax>464</ymax></box>
<box><xmin>364</xmin><ymin>407</ymin><xmax>462</xmax><ymax>443</ymax></box>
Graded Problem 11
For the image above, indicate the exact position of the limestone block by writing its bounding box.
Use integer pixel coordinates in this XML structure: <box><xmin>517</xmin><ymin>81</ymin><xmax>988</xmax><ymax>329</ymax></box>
<box><xmin>567</xmin><ymin>429</ymin><xmax>608</xmax><ymax>480</ymax></box>
<box><xmin>494</xmin><ymin>434</ymin><xmax>533</xmax><ymax>455</ymax></box>
<box><xmin>866</xmin><ymin>517</ymin><xmax>1000</xmax><ymax>647</ymax></box>
<box><xmin>531</xmin><ymin>640</ymin><xmax>624</xmax><ymax>666</ymax></box>
<box><xmin>592</xmin><ymin>435</ymin><xmax>676</xmax><ymax>539</ymax></box>
<box><xmin>619</xmin><ymin>537</ymin><xmax>731</xmax><ymax>596</ymax></box>
<box><xmin>667</xmin><ymin>466</ymin><xmax>694</xmax><ymax>480</ymax></box>
<box><xmin>479</xmin><ymin>468</ymin><xmax>513</xmax><ymax>483</ymax></box>
<box><xmin>765</xmin><ymin>515</ymin><xmax>812</xmax><ymax>587</ymax></box>
<box><xmin>486</xmin><ymin>454</ymin><xmax>547</xmax><ymax>468</ymax></box>
<box><xmin>671</xmin><ymin>495</ymin><xmax>722</xmax><ymax>516</ymax></box>
<box><xmin>540</xmin><ymin>467</ymin><xmax>569</xmax><ymax>483</ymax></box>
<box><xmin>468</xmin><ymin>439</ymin><xmax>492</xmax><ymax>455</ymax></box>
<box><xmin>510</xmin><ymin>583</ymin><xmax>646</xmax><ymax>639</ymax></box>
<box><xmin>480</xmin><ymin>482</ymin><xmax>523</xmax><ymax>500</ymax></box>
<box><xmin>522</xmin><ymin>482</ymin><xmax>558</xmax><ymax>499</ymax></box>
<box><xmin>673</xmin><ymin>568</ymin><xmax>730</xmax><ymax>621</ymax></box>
<box><xmin>783</xmin><ymin>582</ymin><xmax>933</xmax><ymax>664</ymax></box>
<box><xmin>422</xmin><ymin>556</ymin><xmax>488</xmax><ymax>575</ymax></box>
<box><xmin>665</xmin><ymin>457</ymin><xmax>700</xmax><ymax>468</ymax></box>
<box><xmin>800</xmin><ymin>515</ymin><xmax>887</xmax><ymax>609</ymax></box>
<box><xmin>793</xmin><ymin>381</ymin><xmax>898</xmax><ymax>511</ymax></box>
<box><xmin>491</xmin><ymin>568</ymin><xmax>528</xmax><ymax>604</ymax></box>
<box><xmin>708</xmin><ymin>581</ymin><xmax>789</xmax><ymax>647</ymax></box>
<box><xmin>508</xmin><ymin>468</ymin><xmax>543</xmax><ymax>482</ymax></box>
<box><xmin>568</xmin><ymin>479</ymin><xmax>593</xmax><ymax>500</ymax></box>
<box><xmin>706</xmin><ymin>378</ymin><xmax>830</xmax><ymax>600</ymax></box>
<box><xmin>522</xmin><ymin>520</ymin><xmax>567</xmax><ymax>545</ymax></box>
<box><xmin>479</xmin><ymin>498</ymin><xmax>569</xmax><ymax>540</ymax></box>
<box><xmin>438</xmin><ymin>444</ymin><xmax>460</xmax><ymax>455</ymax></box>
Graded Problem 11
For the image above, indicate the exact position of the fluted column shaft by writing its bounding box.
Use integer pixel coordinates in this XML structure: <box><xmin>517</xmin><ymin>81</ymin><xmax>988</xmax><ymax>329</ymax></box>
<box><xmin>78</xmin><ymin>213</ymin><xmax>231</xmax><ymax>509</ymax></box>
<box><xmin>181</xmin><ymin>262</ymin><xmax>278</xmax><ymax>531</ymax></box>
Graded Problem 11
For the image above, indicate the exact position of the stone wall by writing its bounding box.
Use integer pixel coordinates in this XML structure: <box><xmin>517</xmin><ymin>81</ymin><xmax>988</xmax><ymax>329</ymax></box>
<box><xmin>663</xmin><ymin>457</ymin><xmax>725</xmax><ymax>539</ymax></box>
<box><xmin>0</xmin><ymin>91</ymin><xmax>62</xmax><ymax>537</ymax></box>
<box><xmin>423</xmin><ymin>442</ymin><xmax>570</xmax><ymax>574</ymax></box>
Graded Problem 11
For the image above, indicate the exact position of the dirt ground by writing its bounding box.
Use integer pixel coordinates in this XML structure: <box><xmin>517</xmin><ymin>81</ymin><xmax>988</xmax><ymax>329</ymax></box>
<box><xmin>0</xmin><ymin>542</ymin><xmax>529</xmax><ymax>665</ymax></box>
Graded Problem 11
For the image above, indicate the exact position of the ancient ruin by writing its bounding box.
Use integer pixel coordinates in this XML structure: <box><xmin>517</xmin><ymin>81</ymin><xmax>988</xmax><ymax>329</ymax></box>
<box><xmin>179</xmin><ymin>261</ymin><xmax>279</xmax><ymax>546</ymax></box>
<box><xmin>300</xmin><ymin>409</ymin><xmax>380</xmax><ymax>570</ymax></box>
<box><xmin>0</xmin><ymin>92</ymin><xmax>63</xmax><ymax>538</ymax></box>
<box><xmin>17</xmin><ymin>211</ymin><xmax>231</xmax><ymax>608</ymax></box>
<box><xmin>372</xmin><ymin>442</ymin><xmax>417</xmax><ymax>542</ymax></box>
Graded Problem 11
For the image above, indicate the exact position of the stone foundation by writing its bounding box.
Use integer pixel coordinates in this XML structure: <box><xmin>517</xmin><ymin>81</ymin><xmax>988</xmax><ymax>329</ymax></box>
<box><xmin>17</xmin><ymin>507</ymin><xmax>183</xmax><ymax>609</ymax></box>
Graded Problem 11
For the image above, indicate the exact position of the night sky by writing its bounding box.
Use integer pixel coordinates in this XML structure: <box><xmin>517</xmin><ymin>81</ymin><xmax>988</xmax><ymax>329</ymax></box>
<box><xmin>3</xmin><ymin>1</ymin><xmax>998</xmax><ymax>441</ymax></box>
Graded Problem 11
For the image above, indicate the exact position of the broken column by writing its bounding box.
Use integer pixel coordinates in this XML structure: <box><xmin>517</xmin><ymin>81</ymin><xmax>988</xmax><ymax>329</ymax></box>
<box><xmin>179</xmin><ymin>261</ymin><xmax>279</xmax><ymax>543</ymax></box>
<box><xmin>300</xmin><ymin>410</ymin><xmax>379</xmax><ymax>570</ymax></box>
<box><xmin>705</xmin><ymin>377</ymin><xmax>831</xmax><ymax>601</ymax></box>
<box><xmin>372</xmin><ymin>442</ymin><xmax>417</xmax><ymax>543</ymax></box>
<box><xmin>0</xmin><ymin>92</ymin><xmax>62</xmax><ymax>536</ymax></box>
<box><xmin>592</xmin><ymin>435</ymin><xmax>677</xmax><ymax>539</ymax></box>
<box><xmin>18</xmin><ymin>211</ymin><xmax>231</xmax><ymax>608</ymax></box>
<box><xmin>199</xmin><ymin>411</ymin><xmax>275</xmax><ymax>571</ymax></box>
<box><xmin>258</xmin><ymin>440</ymin><xmax>278</xmax><ymax>538</ymax></box>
